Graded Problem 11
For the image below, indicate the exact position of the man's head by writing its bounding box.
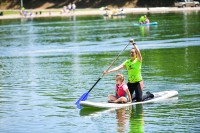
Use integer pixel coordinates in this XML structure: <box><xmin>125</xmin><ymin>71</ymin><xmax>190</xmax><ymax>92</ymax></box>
<box><xmin>130</xmin><ymin>48</ymin><xmax>137</xmax><ymax>59</ymax></box>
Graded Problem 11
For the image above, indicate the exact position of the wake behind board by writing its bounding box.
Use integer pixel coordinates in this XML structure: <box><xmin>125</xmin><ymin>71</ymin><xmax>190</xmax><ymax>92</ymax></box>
<box><xmin>80</xmin><ymin>90</ymin><xmax>178</xmax><ymax>109</ymax></box>
<box><xmin>133</xmin><ymin>22</ymin><xmax>158</xmax><ymax>26</ymax></box>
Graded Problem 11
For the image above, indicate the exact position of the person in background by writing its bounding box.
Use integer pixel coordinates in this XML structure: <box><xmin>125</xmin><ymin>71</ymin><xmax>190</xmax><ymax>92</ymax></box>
<box><xmin>20</xmin><ymin>10</ymin><xmax>23</xmax><ymax>16</ymax></box>
<box><xmin>24</xmin><ymin>10</ymin><xmax>27</xmax><ymax>17</ymax></box>
<box><xmin>20</xmin><ymin>7</ymin><xmax>25</xmax><ymax>16</ymax></box>
<box><xmin>68</xmin><ymin>3</ymin><xmax>72</xmax><ymax>13</ymax></box>
<box><xmin>63</xmin><ymin>6</ymin><xmax>67</xmax><ymax>13</ymax></box>
<box><xmin>139</xmin><ymin>15</ymin><xmax>146</xmax><ymax>24</ymax></box>
<box><xmin>108</xmin><ymin>74</ymin><xmax>132</xmax><ymax>103</ymax></box>
<box><xmin>72</xmin><ymin>3</ymin><xmax>76</xmax><ymax>13</ymax></box>
<box><xmin>139</xmin><ymin>15</ymin><xmax>150</xmax><ymax>24</ymax></box>
<box><xmin>104</xmin><ymin>6</ymin><xmax>109</xmax><ymax>15</ymax></box>
<box><xmin>144</xmin><ymin>15</ymin><xmax>150</xmax><ymax>24</ymax></box>
<box><xmin>29</xmin><ymin>10</ymin><xmax>32</xmax><ymax>16</ymax></box>
<box><xmin>112</xmin><ymin>8</ymin><xmax>117</xmax><ymax>15</ymax></box>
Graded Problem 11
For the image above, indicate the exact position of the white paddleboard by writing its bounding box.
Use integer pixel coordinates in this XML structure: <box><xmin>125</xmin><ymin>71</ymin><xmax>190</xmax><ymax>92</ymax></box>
<box><xmin>133</xmin><ymin>22</ymin><xmax>158</xmax><ymax>26</ymax></box>
<box><xmin>80</xmin><ymin>90</ymin><xmax>178</xmax><ymax>109</ymax></box>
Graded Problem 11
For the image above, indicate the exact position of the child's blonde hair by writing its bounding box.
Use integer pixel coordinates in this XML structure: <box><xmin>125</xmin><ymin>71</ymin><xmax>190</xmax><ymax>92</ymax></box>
<box><xmin>116</xmin><ymin>74</ymin><xmax>124</xmax><ymax>82</ymax></box>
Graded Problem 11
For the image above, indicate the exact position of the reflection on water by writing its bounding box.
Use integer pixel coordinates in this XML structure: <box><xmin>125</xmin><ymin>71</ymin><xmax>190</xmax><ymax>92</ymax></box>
<box><xmin>79</xmin><ymin>105</ymin><xmax>144</xmax><ymax>133</ymax></box>
<box><xmin>116</xmin><ymin>107</ymin><xmax>128</xmax><ymax>132</ymax></box>
<box><xmin>79</xmin><ymin>107</ymin><xmax>107</xmax><ymax>116</ymax></box>
<box><xmin>103</xmin><ymin>15</ymin><xmax>126</xmax><ymax>21</ymax></box>
<box><xmin>116</xmin><ymin>105</ymin><xmax>144</xmax><ymax>133</ymax></box>
<box><xmin>139</xmin><ymin>26</ymin><xmax>150</xmax><ymax>37</ymax></box>
<box><xmin>79</xmin><ymin>97</ymin><xmax>179</xmax><ymax>132</ymax></box>
<box><xmin>129</xmin><ymin>104</ymin><xmax>144</xmax><ymax>133</ymax></box>
<box><xmin>115</xmin><ymin>97</ymin><xmax>179</xmax><ymax>133</ymax></box>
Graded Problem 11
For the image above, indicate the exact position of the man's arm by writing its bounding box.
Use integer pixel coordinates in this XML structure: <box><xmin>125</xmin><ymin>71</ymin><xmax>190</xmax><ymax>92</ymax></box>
<box><xmin>133</xmin><ymin>44</ymin><xmax>142</xmax><ymax>62</ymax></box>
<box><xmin>104</xmin><ymin>62</ymin><xmax>125</xmax><ymax>74</ymax></box>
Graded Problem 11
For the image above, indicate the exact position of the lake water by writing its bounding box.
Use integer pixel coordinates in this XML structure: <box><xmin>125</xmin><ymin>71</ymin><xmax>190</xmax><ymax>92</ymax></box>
<box><xmin>0</xmin><ymin>11</ymin><xmax>200</xmax><ymax>133</ymax></box>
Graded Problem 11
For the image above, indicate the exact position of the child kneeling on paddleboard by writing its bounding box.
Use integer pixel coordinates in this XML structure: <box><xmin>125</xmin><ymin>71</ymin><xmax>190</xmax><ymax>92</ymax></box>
<box><xmin>108</xmin><ymin>74</ymin><xmax>132</xmax><ymax>103</ymax></box>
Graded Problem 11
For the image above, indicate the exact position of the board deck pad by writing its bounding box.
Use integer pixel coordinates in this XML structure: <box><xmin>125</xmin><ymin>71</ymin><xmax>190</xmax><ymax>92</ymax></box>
<box><xmin>80</xmin><ymin>90</ymin><xmax>178</xmax><ymax>109</ymax></box>
<box><xmin>133</xmin><ymin>22</ymin><xmax>158</xmax><ymax>26</ymax></box>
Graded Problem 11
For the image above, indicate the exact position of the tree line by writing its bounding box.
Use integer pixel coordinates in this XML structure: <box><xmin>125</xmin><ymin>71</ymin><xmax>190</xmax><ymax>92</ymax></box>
<box><xmin>0</xmin><ymin>0</ymin><xmax>181</xmax><ymax>9</ymax></box>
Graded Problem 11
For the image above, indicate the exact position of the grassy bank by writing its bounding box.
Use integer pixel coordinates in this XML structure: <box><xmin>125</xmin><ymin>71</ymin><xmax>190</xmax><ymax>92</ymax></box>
<box><xmin>1</xmin><ymin>10</ymin><xmax>19</xmax><ymax>15</ymax></box>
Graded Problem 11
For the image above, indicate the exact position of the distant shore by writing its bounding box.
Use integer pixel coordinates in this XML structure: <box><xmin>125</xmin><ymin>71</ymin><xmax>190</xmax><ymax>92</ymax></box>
<box><xmin>0</xmin><ymin>7</ymin><xmax>200</xmax><ymax>20</ymax></box>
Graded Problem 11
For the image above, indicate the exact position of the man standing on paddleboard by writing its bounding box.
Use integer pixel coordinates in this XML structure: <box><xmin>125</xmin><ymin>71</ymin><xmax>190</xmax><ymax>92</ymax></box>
<box><xmin>104</xmin><ymin>42</ymin><xmax>144</xmax><ymax>102</ymax></box>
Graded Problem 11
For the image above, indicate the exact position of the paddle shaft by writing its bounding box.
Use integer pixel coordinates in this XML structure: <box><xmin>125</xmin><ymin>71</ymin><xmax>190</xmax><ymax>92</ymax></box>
<box><xmin>88</xmin><ymin>42</ymin><xmax>131</xmax><ymax>93</ymax></box>
<box><xmin>88</xmin><ymin>78</ymin><xmax>101</xmax><ymax>93</ymax></box>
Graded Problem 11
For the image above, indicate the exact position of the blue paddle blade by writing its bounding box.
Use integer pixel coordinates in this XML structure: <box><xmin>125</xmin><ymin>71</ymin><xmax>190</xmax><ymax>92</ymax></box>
<box><xmin>75</xmin><ymin>91</ymin><xmax>89</xmax><ymax>106</ymax></box>
<box><xmin>76</xmin><ymin>104</ymin><xmax>83</xmax><ymax>109</ymax></box>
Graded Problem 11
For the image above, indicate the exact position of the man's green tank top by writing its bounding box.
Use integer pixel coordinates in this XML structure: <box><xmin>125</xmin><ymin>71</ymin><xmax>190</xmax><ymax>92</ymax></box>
<box><xmin>139</xmin><ymin>16</ymin><xmax>145</xmax><ymax>23</ymax></box>
<box><xmin>124</xmin><ymin>58</ymin><xmax>142</xmax><ymax>83</ymax></box>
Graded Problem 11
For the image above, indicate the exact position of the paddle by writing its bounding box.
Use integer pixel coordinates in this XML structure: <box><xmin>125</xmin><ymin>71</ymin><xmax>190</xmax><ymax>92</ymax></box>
<box><xmin>75</xmin><ymin>39</ymin><xmax>135</xmax><ymax>107</ymax></box>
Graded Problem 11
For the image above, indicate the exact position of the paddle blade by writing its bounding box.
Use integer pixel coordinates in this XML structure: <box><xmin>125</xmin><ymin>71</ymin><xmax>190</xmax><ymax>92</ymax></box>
<box><xmin>75</xmin><ymin>92</ymin><xmax>89</xmax><ymax>106</ymax></box>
